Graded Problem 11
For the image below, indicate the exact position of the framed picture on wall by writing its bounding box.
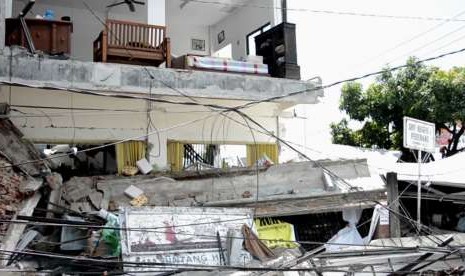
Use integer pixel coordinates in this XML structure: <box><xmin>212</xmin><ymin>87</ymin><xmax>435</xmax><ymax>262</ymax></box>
<box><xmin>217</xmin><ymin>30</ymin><xmax>225</xmax><ymax>44</ymax></box>
<box><xmin>191</xmin><ymin>38</ymin><xmax>206</xmax><ymax>51</ymax></box>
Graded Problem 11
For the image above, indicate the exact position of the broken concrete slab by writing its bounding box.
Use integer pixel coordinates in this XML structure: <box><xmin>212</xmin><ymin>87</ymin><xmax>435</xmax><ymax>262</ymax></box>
<box><xmin>88</xmin><ymin>192</ymin><xmax>103</xmax><ymax>210</ymax></box>
<box><xmin>171</xmin><ymin>197</ymin><xmax>196</xmax><ymax>207</ymax></box>
<box><xmin>63</xmin><ymin>177</ymin><xmax>93</xmax><ymax>203</ymax></box>
<box><xmin>18</xmin><ymin>177</ymin><xmax>43</xmax><ymax>193</ymax></box>
<box><xmin>0</xmin><ymin>192</ymin><xmax>41</xmax><ymax>266</ymax></box>
<box><xmin>70</xmin><ymin>201</ymin><xmax>92</xmax><ymax>213</ymax></box>
<box><xmin>1</xmin><ymin>47</ymin><xmax>324</xmax><ymax>104</ymax></box>
<box><xmin>96</xmin><ymin>183</ymin><xmax>110</xmax><ymax>211</ymax></box>
<box><xmin>45</xmin><ymin>173</ymin><xmax>63</xmax><ymax>190</ymax></box>
<box><xmin>8</xmin><ymin>229</ymin><xmax>41</xmax><ymax>265</ymax></box>
<box><xmin>0</xmin><ymin>119</ymin><xmax>48</xmax><ymax>176</ymax></box>
<box><xmin>46</xmin><ymin>187</ymin><xmax>62</xmax><ymax>219</ymax></box>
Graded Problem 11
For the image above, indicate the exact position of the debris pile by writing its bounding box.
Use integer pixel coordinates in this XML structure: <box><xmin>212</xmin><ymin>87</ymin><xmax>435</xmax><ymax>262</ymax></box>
<box><xmin>0</xmin><ymin>156</ymin><xmax>27</xmax><ymax>239</ymax></box>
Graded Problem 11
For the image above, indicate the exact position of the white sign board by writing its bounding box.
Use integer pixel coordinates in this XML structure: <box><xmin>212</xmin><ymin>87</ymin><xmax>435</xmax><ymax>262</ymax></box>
<box><xmin>120</xmin><ymin>207</ymin><xmax>253</xmax><ymax>273</ymax></box>
<box><xmin>403</xmin><ymin>117</ymin><xmax>435</xmax><ymax>152</ymax></box>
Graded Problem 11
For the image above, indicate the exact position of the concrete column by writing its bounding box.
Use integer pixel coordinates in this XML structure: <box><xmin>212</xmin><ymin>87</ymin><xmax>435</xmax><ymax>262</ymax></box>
<box><xmin>0</xmin><ymin>0</ymin><xmax>13</xmax><ymax>49</ymax></box>
<box><xmin>148</xmin><ymin>131</ymin><xmax>168</xmax><ymax>171</ymax></box>
<box><xmin>147</xmin><ymin>0</ymin><xmax>165</xmax><ymax>26</ymax></box>
<box><xmin>273</xmin><ymin>0</ymin><xmax>283</xmax><ymax>25</ymax></box>
<box><xmin>387</xmin><ymin>172</ymin><xmax>401</xmax><ymax>237</ymax></box>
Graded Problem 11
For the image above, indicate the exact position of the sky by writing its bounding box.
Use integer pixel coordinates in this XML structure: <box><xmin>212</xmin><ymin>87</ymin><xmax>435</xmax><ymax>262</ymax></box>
<box><xmin>280</xmin><ymin>0</ymin><xmax>465</xmax><ymax>160</ymax></box>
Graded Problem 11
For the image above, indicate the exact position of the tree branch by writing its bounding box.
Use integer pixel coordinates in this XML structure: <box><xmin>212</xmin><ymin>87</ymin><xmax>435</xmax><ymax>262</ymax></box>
<box><xmin>437</xmin><ymin>123</ymin><xmax>453</xmax><ymax>134</ymax></box>
<box><xmin>451</xmin><ymin>126</ymin><xmax>465</xmax><ymax>152</ymax></box>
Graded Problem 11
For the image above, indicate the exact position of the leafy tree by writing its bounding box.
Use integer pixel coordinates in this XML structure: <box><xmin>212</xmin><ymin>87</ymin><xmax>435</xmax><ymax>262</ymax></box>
<box><xmin>331</xmin><ymin>58</ymin><xmax>465</xmax><ymax>160</ymax></box>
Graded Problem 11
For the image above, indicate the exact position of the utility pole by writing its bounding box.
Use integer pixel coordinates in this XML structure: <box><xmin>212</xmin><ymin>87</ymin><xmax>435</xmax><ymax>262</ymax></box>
<box><xmin>386</xmin><ymin>172</ymin><xmax>401</xmax><ymax>238</ymax></box>
<box><xmin>417</xmin><ymin>150</ymin><xmax>422</xmax><ymax>233</ymax></box>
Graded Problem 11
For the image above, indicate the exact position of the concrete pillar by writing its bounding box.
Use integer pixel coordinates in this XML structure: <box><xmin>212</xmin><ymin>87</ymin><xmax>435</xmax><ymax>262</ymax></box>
<box><xmin>273</xmin><ymin>0</ymin><xmax>283</xmax><ymax>25</ymax></box>
<box><xmin>387</xmin><ymin>172</ymin><xmax>401</xmax><ymax>237</ymax></box>
<box><xmin>148</xmin><ymin>129</ymin><xmax>168</xmax><ymax>171</ymax></box>
<box><xmin>147</xmin><ymin>0</ymin><xmax>165</xmax><ymax>26</ymax></box>
<box><xmin>0</xmin><ymin>0</ymin><xmax>13</xmax><ymax>49</ymax></box>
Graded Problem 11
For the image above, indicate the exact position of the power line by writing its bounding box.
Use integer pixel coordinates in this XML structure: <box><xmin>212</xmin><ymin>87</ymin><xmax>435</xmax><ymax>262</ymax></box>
<box><xmin>0</xmin><ymin>112</ymin><xmax>219</xmax><ymax>169</ymax></box>
<box><xmin>3</xmin><ymin>0</ymin><xmax>464</xmax><ymax>242</ymax></box>
<box><xmin>422</xmin><ymin>31</ymin><xmax>465</xmax><ymax>57</ymax></box>
<box><xmin>229</xmin><ymin>109</ymin><xmax>449</xmax><ymax>240</ymax></box>
<box><xmin>2</xmin><ymin>46</ymin><xmax>465</xmax><ymax>181</ymax></box>
<box><xmin>0</xmin><ymin>247</ymin><xmax>461</xmax><ymax>274</ymax></box>
<box><xmin>352</xmin><ymin>8</ymin><xmax>465</xmax><ymax>70</ymax></box>
<box><xmin>0</xmin><ymin>218</ymin><xmax>442</xmax><ymax>251</ymax></box>
<box><xmin>187</xmin><ymin>0</ymin><xmax>465</xmax><ymax>22</ymax></box>
<box><xmin>4</xmin><ymin>43</ymin><xmax>465</xmax><ymax>128</ymax></box>
<box><xmin>387</xmin><ymin>22</ymin><xmax>465</xmax><ymax>65</ymax></box>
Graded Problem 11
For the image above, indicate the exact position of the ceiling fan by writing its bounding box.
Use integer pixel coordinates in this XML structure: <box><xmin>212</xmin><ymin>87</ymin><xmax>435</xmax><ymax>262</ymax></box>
<box><xmin>107</xmin><ymin>0</ymin><xmax>145</xmax><ymax>12</ymax></box>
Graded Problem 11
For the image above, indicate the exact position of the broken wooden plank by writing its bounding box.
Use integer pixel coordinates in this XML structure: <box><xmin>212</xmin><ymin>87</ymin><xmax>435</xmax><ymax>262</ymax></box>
<box><xmin>0</xmin><ymin>192</ymin><xmax>41</xmax><ymax>267</ymax></box>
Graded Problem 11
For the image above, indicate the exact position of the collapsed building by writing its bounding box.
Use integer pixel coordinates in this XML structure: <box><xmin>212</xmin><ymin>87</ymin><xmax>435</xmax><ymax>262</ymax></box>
<box><xmin>0</xmin><ymin>0</ymin><xmax>465</xmax><ymax>274</ymax></box>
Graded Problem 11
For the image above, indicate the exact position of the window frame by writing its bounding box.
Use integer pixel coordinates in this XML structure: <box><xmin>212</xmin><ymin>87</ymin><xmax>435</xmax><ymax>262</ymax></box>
<box><xmin>246</xmin><ymin>22</ymin><xmax>271</xmax><ymax>56</ymax></box>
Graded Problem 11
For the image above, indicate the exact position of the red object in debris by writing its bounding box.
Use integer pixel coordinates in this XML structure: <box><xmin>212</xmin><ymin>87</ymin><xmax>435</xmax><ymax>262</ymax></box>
<box><xmin>163</xmin><ymin>221</ymin><xmax>177</xmax><ymax>244</ymax></box>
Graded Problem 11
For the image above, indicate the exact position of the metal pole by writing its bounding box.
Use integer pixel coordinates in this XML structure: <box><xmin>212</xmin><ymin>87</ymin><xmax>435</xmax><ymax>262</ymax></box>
<box><xmin>417</xmin><ymin>150</ymin><xmax>422</xmax><ymax>233</ymax></box>
<box><xmin>281</xmin><ymin>0</ymin><xmax>287</xmax><ymax>23</ymax></box>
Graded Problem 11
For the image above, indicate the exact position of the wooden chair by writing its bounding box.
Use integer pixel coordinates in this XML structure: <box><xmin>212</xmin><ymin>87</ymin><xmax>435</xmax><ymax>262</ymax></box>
<box><xmin>93</xmin><ymin>19</ymin><xmax>171</xmax><ymax>67</ymax></box>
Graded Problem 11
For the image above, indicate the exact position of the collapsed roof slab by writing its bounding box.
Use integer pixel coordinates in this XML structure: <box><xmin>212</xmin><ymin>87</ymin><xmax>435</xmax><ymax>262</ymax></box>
<box><xmin>90</xmin><ymin>159</ymin><xmax>386</xmax><ymax>217</ymax></box>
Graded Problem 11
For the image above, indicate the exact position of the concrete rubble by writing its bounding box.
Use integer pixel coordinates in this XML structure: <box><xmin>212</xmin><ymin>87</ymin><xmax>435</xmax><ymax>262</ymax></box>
<box><xmin>0</xmin><ymin>117</ymin><xmax>464</xmax><ymax>275</ymax></box>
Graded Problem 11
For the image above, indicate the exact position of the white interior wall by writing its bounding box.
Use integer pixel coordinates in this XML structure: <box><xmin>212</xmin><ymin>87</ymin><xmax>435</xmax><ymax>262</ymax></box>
<box><xmin>210</xmin><ymin>0</ymin><xmax>276</xmax><ymax>61</ymax></box>
<box><xmin>4</xmin><ymin>0</ymin><xmax>13</xmax><ymax>18</ymax></box>
<box><xmin>0</xmin><ymin>0</ymin><xmax>13</xmax><ymax>49</ymax></box>
<box><xmin>12</xmin><ymin>0</ymin><xmax>148</xmax><ymax>61</ymax></box>
<box><xmin>166</xmin><ymin>22</ymin><xmax>210</xmax><ymax>56</ymax></box>
<box><xmin>147</xmin><ymin>0</ymin><xmax>165</xmax><ymax>25</ymax></box>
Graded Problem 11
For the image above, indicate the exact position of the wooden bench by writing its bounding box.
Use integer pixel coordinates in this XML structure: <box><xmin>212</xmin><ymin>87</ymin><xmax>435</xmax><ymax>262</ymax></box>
<box><xmin>93</xmin><ymin>19</ymin><xmax>171</xmax><ymax>67</ymax></box>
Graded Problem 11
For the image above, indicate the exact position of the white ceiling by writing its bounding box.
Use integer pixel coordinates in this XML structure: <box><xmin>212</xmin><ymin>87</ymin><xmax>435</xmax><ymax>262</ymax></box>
<box><xmin>13</xmin><ymin>0</ymin><xmax>147</xmax><ymax>18</ymax></box>
<box><xmin>167</xmin><ymin>0</ymin><xmax>252</xmax><ymax>27</ymax></box>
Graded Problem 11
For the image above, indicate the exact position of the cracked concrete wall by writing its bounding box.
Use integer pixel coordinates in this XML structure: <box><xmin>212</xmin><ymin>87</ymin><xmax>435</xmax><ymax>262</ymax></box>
<box><xmin>0</xmin><ymin>47</ymin><xmax>323</xmax><ymax>103</ymax></box>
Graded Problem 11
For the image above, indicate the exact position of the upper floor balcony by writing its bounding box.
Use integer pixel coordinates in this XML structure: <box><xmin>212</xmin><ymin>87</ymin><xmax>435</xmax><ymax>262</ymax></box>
<box><xmin>1</xmin><ymin>0</ymin><xmax>321</xmax><ymax>105</ymax></box>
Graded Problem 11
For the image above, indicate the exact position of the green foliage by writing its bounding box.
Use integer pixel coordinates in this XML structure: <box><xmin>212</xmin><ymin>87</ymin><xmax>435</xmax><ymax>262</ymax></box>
<box><xmin>331</xmin><ymin>58</ymin><xmax>465</xmax><ymax>158</ymax></box>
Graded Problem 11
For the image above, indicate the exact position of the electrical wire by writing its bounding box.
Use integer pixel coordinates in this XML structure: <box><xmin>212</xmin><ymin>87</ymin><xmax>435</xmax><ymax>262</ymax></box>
<box><xmin>352</xmin><ymin>8</ymin><xmax>465</xmax><ymax>70</ymax></box>
<box><xmin>229</xmin><ymin>109</ymin><xmax>449</xmax><ymax>241</ymax></box>
<box><xmin>0</xmin><ymin>112</ymin><xmax>219</xmax><ymax>169</ymax></box>
<box><xmin>0</xmin><ymin>247</ymin><xmax>462</xmax><ymax>274</ymax></box>
<box><xmin>4</xmin><ymin>43</ymin><xmax>465</xmax><ymax>137</ymax></box>
<box><xmin>0</xmin><ymin>218</ymin><xmax>450</xmax><ymax>252</ymax></box>
<box><xmin>187</xmin><ymin>0</ymin><xmax>465</xmax><ymax>22</ymax></box>
<box><xmin>422</xmin><ymin>30</ymin><xmax>465</xmax><ymax>57</ymax></box>
<box><xmin>3</xmin><ymin>0</ymin><xmax>463</xmax><ymax>246</ymax></box>
<box><xmin>387</xmin><ymin>22</ymin><xmax>465</xmax><ymax>65</ymax></box>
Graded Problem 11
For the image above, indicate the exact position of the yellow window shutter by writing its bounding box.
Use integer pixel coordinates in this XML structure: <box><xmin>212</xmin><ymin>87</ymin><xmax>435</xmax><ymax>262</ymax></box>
<box><xmin>116</xmin><ymin>141</ymin><xmax>146</xmax><ymax>174</ymax></box>
<box><xmin>167</xmin><ymin>141</ymin><xmax>184</xmax><ymax>172</ymax></box>
<box><xmin>246</xmin><ymin>143</ymin><xmax>279</xmax><ymax>166</ymax></box>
